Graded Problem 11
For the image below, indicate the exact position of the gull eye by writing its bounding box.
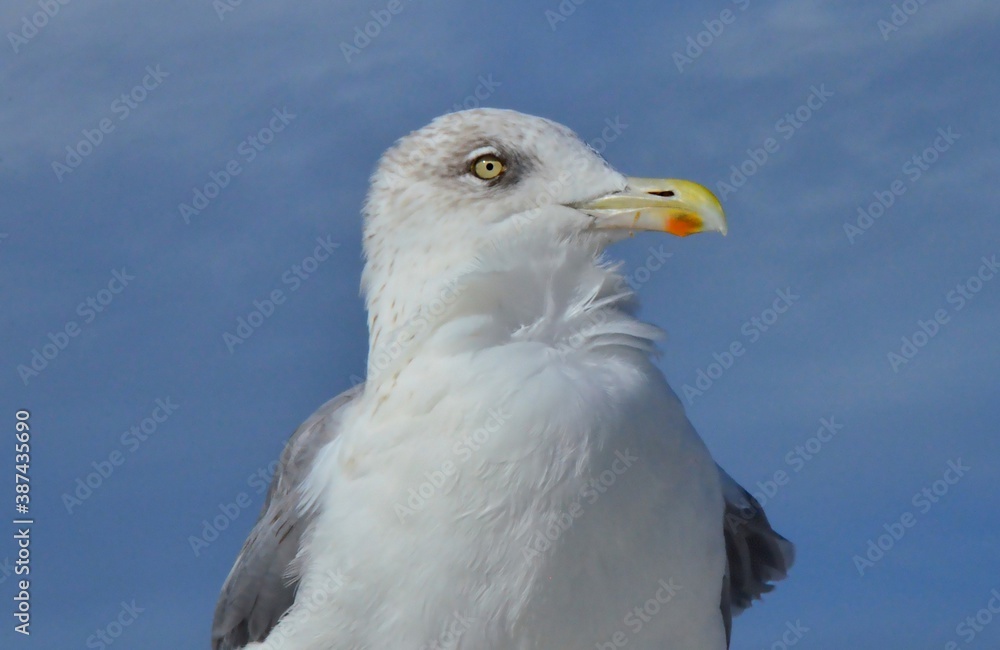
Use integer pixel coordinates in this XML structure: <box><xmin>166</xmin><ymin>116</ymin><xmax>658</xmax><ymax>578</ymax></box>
<box><xmin>471</xmin><ymin>154</ymin><xmax>506</xmax><ymax>180</ymax></box>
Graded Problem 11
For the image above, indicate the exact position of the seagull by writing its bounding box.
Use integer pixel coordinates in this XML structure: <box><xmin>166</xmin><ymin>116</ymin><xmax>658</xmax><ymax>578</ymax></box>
<box><xmin>211</xmin><ymin>108</ymin><xmax>793</xmax><ymax>650</ymax></box>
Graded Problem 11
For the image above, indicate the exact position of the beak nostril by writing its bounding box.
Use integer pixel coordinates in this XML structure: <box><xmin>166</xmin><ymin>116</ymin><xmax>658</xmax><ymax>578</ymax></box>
<box><xmin>648</xmin><ymin>190</ymin><xmax>675</xmax><ymax>198</ymax></box>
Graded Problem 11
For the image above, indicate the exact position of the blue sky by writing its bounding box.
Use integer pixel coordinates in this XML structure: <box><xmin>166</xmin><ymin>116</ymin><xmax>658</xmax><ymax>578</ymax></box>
<box><xmin>2</xmin><ymin>0</ymin><xmax>999</xmax><ymax>648</ymax></box>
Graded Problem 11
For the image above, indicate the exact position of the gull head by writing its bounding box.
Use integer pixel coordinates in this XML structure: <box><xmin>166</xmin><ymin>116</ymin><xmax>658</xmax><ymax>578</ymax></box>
<box><xmin>360</xmin><ymin>108</ymin><xmax>726</xmax><ymax>358</ymax></box>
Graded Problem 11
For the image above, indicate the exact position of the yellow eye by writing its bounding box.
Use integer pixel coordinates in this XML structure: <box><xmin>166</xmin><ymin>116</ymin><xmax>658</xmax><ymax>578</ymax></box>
<box><xmin>471</xmin><ymin>154</ymin><xmax>506</xmax><ymax>180</ymax></box>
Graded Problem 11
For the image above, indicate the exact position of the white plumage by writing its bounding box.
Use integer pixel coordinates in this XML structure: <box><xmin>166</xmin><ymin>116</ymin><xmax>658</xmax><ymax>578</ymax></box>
<box><xmin>212</xmin><ymin>108</ymin><xmax>792</xmax><ymax>650</ymax></box>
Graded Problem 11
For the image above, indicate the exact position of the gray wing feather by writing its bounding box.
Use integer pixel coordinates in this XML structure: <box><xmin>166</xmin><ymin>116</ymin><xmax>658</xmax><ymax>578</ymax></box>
<box><xmin>718</xmin><ymin>465</ymin><xmax>795</xmax><ymax>647</ymax></box>
<box><xmin>211</xmin><ymin>385</ymin><xmax>363</xmax><ymax>650</ymax></box>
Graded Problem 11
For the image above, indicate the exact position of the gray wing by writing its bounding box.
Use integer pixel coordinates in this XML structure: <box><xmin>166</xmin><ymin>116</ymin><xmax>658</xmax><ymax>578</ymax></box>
<box><xmin>718</xmin><ymin>466</ymin><xmax>795</xmax><ymax>647</ymax></box>
<box><xmin>211</xmin><ymin>385</ymin><xmax>363</xmax><ymax>650</ymax></box>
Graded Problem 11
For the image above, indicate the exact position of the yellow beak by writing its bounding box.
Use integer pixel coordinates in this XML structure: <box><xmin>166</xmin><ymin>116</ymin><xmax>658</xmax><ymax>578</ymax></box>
<box><xmin>575</xmin><ymin>177</ymin><xmax>727</xmax><ymax>237</ymax></box>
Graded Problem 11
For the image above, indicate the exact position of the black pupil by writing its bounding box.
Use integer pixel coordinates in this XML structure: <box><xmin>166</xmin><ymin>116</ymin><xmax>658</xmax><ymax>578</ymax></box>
<box><xmin>485</xmin><ymin>162</ymin><xmax>494</xmax><ymax>170</ymax></box>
